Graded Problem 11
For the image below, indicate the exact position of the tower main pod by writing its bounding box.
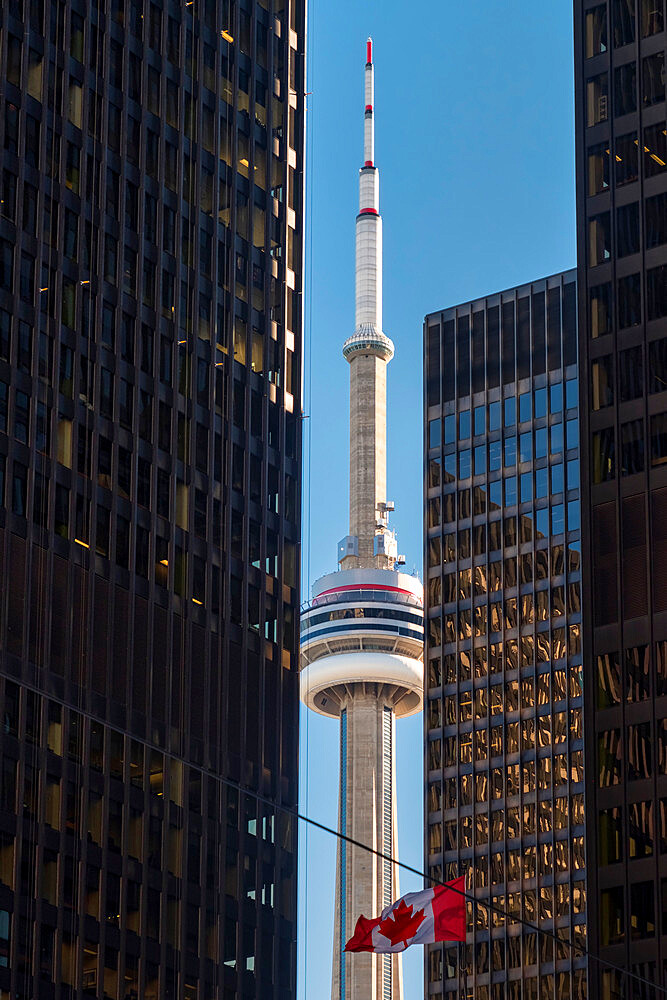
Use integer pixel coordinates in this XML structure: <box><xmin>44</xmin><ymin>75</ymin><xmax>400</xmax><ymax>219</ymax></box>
<box><xmin>300</xmin><ymin>40</ymin><xmax>424</xmax><ymax>1000</ymax></box>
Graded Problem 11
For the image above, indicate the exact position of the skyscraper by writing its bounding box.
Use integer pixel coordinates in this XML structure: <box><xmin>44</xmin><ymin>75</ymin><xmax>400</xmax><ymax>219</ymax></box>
<box><xmin>299</xmin><ymin>40</ymin><xmax>424</xmax><ymax>1000</ymax></box>
<box><xmin>424</xmin><ymin>273</ymin><xmax>588</xmax><ymax>1000</ymax></box>
<box><xmin>574</xmin><ymin>1</ymin><xmax>667</xmax><ymax>993</ymax></box>
<box><xmin>0</xmin><ymin>0</ymin><xmax>304</xmax><ymax>996</ymax></box>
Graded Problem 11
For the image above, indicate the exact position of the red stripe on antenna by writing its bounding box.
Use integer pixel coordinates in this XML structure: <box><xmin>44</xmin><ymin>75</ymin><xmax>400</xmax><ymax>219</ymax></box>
<box><xmin>366</xmin><ymin>38</ymin><xmax>372</xmax><ymax>64</ymax></box>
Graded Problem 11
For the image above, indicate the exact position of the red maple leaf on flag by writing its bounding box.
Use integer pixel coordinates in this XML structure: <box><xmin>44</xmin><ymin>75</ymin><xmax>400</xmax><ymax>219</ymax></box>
<box><xmin>378</xmin><ymin>899</ymin><xmax>426</xmax><ymax>947</ymax></box>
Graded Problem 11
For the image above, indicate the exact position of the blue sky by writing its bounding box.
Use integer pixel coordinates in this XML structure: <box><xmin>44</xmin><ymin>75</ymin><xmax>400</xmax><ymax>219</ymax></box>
<box><xmin>298</xmin><ymin>3</ymin><xmax>576</xmax><ymax>997</ymax></box>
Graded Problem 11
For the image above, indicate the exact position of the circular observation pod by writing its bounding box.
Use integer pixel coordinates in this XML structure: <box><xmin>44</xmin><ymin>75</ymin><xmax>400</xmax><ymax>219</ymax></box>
<box><xmin>299</xmin><ymin>568</ymin><xmax>424</xmax><ymax>718</ymax></box>
<box><xmin>342</xmin><ymin>325</ymin><xmax>395</xmax><ymax>363</ymax></box>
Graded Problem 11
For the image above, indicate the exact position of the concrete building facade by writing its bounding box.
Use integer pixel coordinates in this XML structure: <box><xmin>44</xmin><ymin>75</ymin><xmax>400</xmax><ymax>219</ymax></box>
<box><xmin>299</xmin><ymin>40</ymin><xmax>424</xmax><ymax>1000</ymax></box>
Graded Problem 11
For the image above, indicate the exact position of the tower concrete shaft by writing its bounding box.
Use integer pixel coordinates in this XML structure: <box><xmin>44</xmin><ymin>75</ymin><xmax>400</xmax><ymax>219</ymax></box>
<box><xmin>299</xmin><ymin>40</ymin><xmax>423</xmax><ymax>1000</ymax></box>
<box><xmin>341</xmin><ymin>37</ymin><xmax>395</xmax><ymax>572</ymax></box>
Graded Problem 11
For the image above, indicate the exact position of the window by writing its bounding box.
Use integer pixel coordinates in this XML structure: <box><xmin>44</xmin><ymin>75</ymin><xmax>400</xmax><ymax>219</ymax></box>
<box><xmin>587</xmin><ymin>73</ymin><xmax>609</xmax><ymax>125</ymax></box>
<box><xmin>646</xmin><ymin>192</ymin><xmax>667</xmax><ymax>249</ymax></box>
<box><xmin>648</xmin><ymin>265</ymin><xmax>667</xmax><ymax>320</ymax></box>
<box><xmin>648</xmin><ymin>338</ymin><xmax>667</xmax><ymax>393</ymax></box>
<box><xmin>593</xmin><ymin>428</ymin><xmax>616</xmax><ymax>482</ymax></box>
<box><xmin>590</xmin><ymin>283</ymin><xmax>613</xmax><ymax>338</ymax></box>
<box><xmin>615</xmin><ymin>62</ymin><xmax>637</xmax><ymax>116</ymax></box>
<box><xmin>621</xmin><ymin>419</ymin><xmax>645</xmax><ymax>475</ymax></box>
<box><xmin>650</xmin><ymin>412</ymin><xmax>667</xmax><ymax>466</ymax></box>
<box><xmin>643</xmin><ymin>123</ymin><xmax>667</xmax><ymax>178</ymax></box>
<box><xmin>20</xmin><ymin>253</ymin><xmax>34</xmax><ymax>302</ymax></box>
<box><xmin>586</xmin><ymin>5</ymin><xmax>608</xmax><ymax>55</ymax></box>
<box><xmin>592</xmin><ymin>356</ymin><xmax>614</xmax><ymax>410</ymax></box>
<box><xmin>588</xmin><ymin>142</ymin><xmax>611</xmax><ymax>195</ymax></box>
<box><xmin>612</xmin><ymin>0</ymin><xmax>636</xmax><ymax>46</ymax></box>
<box><xmin>641</xmin><ymin>0</ymin><xmax>665</xmax><ymax>34</ymax></box>
<box><xmin>615</xmin><ymin>132</ymin><xmax>639</xmax><ymax>185</ymax></box>
<box><xmin>589</xmin><ymin>213</ymin><xmax>612</xmax><ymax>266</ymax></box>
<box><xmin>617</xmin><ymin>203</ymin><xmax>640</xmax><ymax>256</ymax></box>
<box><xmin>643</xmin><ymin>53</ymin><xmax>665</xmax><ymax>105</ymax></box>
<box><xmin>618</xmin><ymin>273</ymin><xmax>641</xmax><ymax>328</ymax></box>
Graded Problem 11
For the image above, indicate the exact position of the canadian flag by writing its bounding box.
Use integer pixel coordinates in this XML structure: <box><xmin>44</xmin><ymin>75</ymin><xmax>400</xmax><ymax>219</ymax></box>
<box><xmin>344</xmin><ymin>876</ymin><xmax>466</xmax><ymax>954</ymax></box>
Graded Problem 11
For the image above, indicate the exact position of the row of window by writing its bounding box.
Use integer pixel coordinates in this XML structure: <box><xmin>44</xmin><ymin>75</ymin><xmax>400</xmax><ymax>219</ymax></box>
<box><xmin>589</xmin><ymin>193</ymin><xmax>667</xmax><ymax>265</ymax></box>
<box><xmin>429</xmin><ymin>383</ymin><xmax>579</xmax><ymax>447</ymax></box>
<box><xmin>591</xmin><ymin>411</ymin><xmax>667</xmax><ymax>482</ymax></box>
<box><xmin>428</xmin><ymin>623</ymin><xmax>581</xmax><ymax>666</ymax></box>
<box><xmin>586</xmin><ymin>0</ymin><xmax>666</xmax><ymax>54</ymax></box>
<box><xmin>598</xmin><ymin>719</ymin><xmax>667</xmax><ymax>784</ymax></box>
<box><xmin>428</xmin><ymin>655</ymin><xmax>581</xmax><ymax>693</ymax></box>
<box><xmin>599</xmin><ymin>800</ymin><xmax>667</xmax><ymax>864</ymax></box>
<box><xmin>589</xmin><ymin>265</ymin><xmax>667</xmax><ymax>334</ymax></box>
<box><xmin>426</xmin><ymin>285</ymin><xmax>578</xmax><ymax>407</ymax></box>
<box><xmin>432</xmin><ymin>951</ymin><xmax>586</xmax><ymax>997</ymax></box>
<box><xmin>596</xmin><ymin>643</ymin><xmax>667</xmax><ymax>705</ymax></box>
<box><xmin>586</xmin><ymin>55</ymin><xmax>665</xmax><ymax>128</ymax></box>
<box><xmin>588</xmin><ymin>125</ymin><xmax>667</xmax><ymax>195</ymax></box>
<box><xmin>590</xmin><ymin>338</ymin><xmax>667</xmax><ymax>407</ymax></box>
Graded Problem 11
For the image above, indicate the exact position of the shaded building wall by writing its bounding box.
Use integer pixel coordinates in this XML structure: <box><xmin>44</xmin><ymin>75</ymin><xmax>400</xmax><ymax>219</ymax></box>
<box><xmin>574</xmin><ymin>0</ymin><xmax>667</xmax><ymax>994</ymax></box>
<box><xmin>0</xmin><ymin>0</ymin><xmax>304</xmax><ymax>995</ymax></box>
<box><xmin>424</xmin><ymin>272</ymin><xmax>588</xmax><ymax>1000</ymax></box>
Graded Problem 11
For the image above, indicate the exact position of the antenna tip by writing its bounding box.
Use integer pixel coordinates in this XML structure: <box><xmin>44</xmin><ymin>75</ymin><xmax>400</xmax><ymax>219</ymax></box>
<box><xmin>366</xmin><ymin>38</ymin><xmax>373</xmax><ymax>64</ymax></box>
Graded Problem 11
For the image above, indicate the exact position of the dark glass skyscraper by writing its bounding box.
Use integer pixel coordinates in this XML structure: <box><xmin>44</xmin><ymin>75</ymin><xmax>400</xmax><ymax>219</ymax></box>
<box><xmin>0</xmin><ymin>0</ymin><xmax>304</xmax><ymax>996</ymax></box>
<box><xmin>574</xmin><ymin>0</ymin><xmax>667</xmax><ymax>993</ymax></box>
<box><xmin>424</xmin><ymin>273</ymin><xmax>588</xmax><ymax>1000</ymax></box>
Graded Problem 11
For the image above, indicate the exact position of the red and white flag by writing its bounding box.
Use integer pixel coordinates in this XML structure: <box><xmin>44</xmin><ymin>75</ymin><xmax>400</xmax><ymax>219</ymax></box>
<box><xmin>344</xmin><ymin>876</ymin><xmax>466</xmax><ymax>954</ymax></box>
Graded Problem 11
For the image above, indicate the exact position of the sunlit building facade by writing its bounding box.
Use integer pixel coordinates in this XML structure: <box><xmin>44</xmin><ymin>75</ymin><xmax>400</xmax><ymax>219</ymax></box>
<box><xmin>0</xmin><ymin>0</ymin><xmax>304</xmax><ymax>996</ymax></box>
<box><xmin>424</xmin><ymin>272</ymin><xmax>588</xmax><ymax>1000</ymax></box>
<box><xmin>574</xmin><ymin>0</ymin><xmax>667</xmax><ymax>993</ymax></box>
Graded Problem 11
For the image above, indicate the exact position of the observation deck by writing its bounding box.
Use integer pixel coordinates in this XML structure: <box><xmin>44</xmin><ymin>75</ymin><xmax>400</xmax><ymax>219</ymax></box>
<box><xmin>299</xmin><ymin>568</ymin><xmax>424</xmax><ymax>719</ymax></box>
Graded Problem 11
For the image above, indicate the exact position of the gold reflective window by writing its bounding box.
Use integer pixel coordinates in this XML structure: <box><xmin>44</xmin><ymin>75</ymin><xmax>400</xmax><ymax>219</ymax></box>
<box><xmin>460</xmin><ymin>650</ymin><xmax>472</xmax><ymax>680</ymax></box>
<box><xmin>523</xmin><ymin>845</ymin><xmax>536</xmax><ymax>880</ymax></box>
<box><xmin>552</xmin><ymin>586</ymin><xmax>565</xmax><ymax>617</ymax></box>
<box><xmin>492</xmin><ymin>808</ymin><xmax>505</xmax><ymax>841</ymax></box>
<box><xmin>554</xmin><ymin>668</ymin><xmax>568</xmax><ymax>702</ymax></box>
<box><xmin>536</xmin><ymin>632</ymin><xmax>550</xmax><ymax>662</ymax></box>
<box><xmin>504</xmin><ymin>516</ymin><xmax>517</xmax><ymax>547</ymax></box>
<box><xmin>458</xmin><ymin>568</ymin><xmax>471</xmax><ymax>599</ymax></box>
<box><xmin>490</xmin><ymin>601</ymin><xmax>502</xmax><ymax>632</ymax></box>
<box><xmin>444</xmin><ymin>695</ymin><xmax>457</xmax><ymax>725</ymax></box>
<box><xmin>598</xmin><ymin>806</ymin><xmax>623</xmax><ymax>864</ymax></box>
<box><xmin>535</xmin><ymin>590</ymin><xmax>549</xmax><ymax>621</ymax></box>
<box><xmin>474</xmin><ymin>647</ymin><xmax>488</xmax><ymax>677</ymax></box>
<box><xmin>571</xmin><ymin>749</ymin><xmax>584</xmax><ymax>782</ymax></box>
<box><xmin>458</xmin><ymin>529</ymin><xmax>471</xmax><ymax>560</ymax></box>
<box><xmin>521</xmin><ymin>635</ymin><xmax>534</xmax><ymax>667</ymax></box>
<box><xmin>520</xmin><ymin>553</ymin><xmax>533</xmax><ymax>584</ymax></box>
<box><xmin>459</xmin><ymin>732</ymin><xmax>473</xmax><ymax>763</ymax></box>
<box><xmin>505</xmin><ymin>639</ymin><xmax>519</xmax><ymax>670</ymax></box>
<box><xmin>489</xmin><ymin>521</ymin><xmax>502</xmax><ymax>552</ymax></box>
<box><xmin>474</xmin><ymin>564</ymin><xmax>488</xmax><ymax>596</ymax></box>
<box><xmin>569</xmin><ymin>624</ymin><xmax>582</xmax><ymax>657</ymax></box>
<box><xmin>443</xmin><ymin>533</ymin><xmax>456</xmax><ymax>563</ymax></box>
<box><xmin>507</xmin><ymin>849</ymin><xmax>521</xmax><ymax>881</ymax></box>
<box><xmin>507</xmin><ymin>764</ymin><xmax>520</xmax><ymax>797</ymax></box>
<box><xmin>554</xmin><ymin>797</ymin><xmax>569</xmax><ymax>829</ymax></box>
<box><xmin>540</xmin><ymin>841</ymin><xmax>553</xmax><ymax>876</ymax></box>
<box><xmin>504</xmin><ymin>557</ymin><xmax>517</xmax><ymax>589</ymax></box>
<box><xmin>521</xmin><ymin>594</ymin><xmax>534</xmax><ymax>625</ymax></box>
<box><xmin>555</xmin><ymin>840</ymin><xmax>569</xmax><ymax>873</ymax></box>
<box><xmin>521</xmin><ymin>719</ymin><xmax>535</xmax><ymax>750</ymax></box>
<box><xmin>522</xmin><ymin>760</ymin><xmax>535</xmax><ymax>793</ymax></box>
<box><xmin>539</xmin><ymin>800</ymin><xmax>552</xmax><ymax>832</ymax></box>
<box><xmin>476</xmin><ymin>813</ymin><xmax>489</xmax><ymax>845</ymax></box>
<box><xmin>535</xmin><ymin>548</ymin><xmax>549</xmax><ymax>580</ymax></box>
<box><xmin>475</xmin><ymin>772</ymin><xmax>488</xmax><ymax>803</ymax></box>
<box><xmin>491</xmin><ymin>725</ymin><xmax>503</xmax><ymax>756</ymax></box>
<box><xmin>507</xmin><ymin>722</ymin><xmax>519</xmax><ymax>754</ymax></box>
<box><xmin>429</xmin><ymin>537</ymin><xmax>441</xmax><ymax>568</ymax></box>
<box><xmin>538</xmin><ymin>756</ymin><xmax>552</xmax><ymax>789</ymax></box>
<box><xmin>474</xmin><ymin>604</ymin><xmax>487</xmax><ymax>635</ymax></box>
<box><xmin>537</xmin><ymin>672</ymin><xmax>551</xmax><ymax>705</ymax></box>
<box><xmin>522</xmin><ymin>803</ymin><xmax>536</xmax><ymax>835</ymax></box>
<box><xmin>491</xmin><ymin>851</ymin><xmax>504</xmax><ymax>884</ymax></box>
<box><xmin>474</xmin><ymin>688</ymin><xmax>488</xmax><ymax>718</ymax></box>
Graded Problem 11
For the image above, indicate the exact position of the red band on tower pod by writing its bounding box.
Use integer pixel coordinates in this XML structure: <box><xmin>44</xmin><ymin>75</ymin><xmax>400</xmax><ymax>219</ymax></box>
<box><xmin>364</xmin><ymin>161</ymin><xmax>374</xmax><ymax>167</ymax></box>
<box><xmin>366</xmin><ymin>39</ymin><xmax>372</xmax><ymax>64</ymax></box>
<box><xmin>359</xmin><ymin>207</ymin><xmax>378</xmax><ymax>215</ymax></box>
<box><xmin>365</xmin><ymin>105</ymin><xmax>373</xmax><ymax>112</ymax></box>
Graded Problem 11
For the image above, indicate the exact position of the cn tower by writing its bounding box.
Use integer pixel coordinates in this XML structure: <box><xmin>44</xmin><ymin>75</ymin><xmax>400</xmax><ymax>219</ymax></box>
<box><xmin>300</xmin><ymin>40</ymin><xmax>424</xmax><ymax>1000</ymax></box>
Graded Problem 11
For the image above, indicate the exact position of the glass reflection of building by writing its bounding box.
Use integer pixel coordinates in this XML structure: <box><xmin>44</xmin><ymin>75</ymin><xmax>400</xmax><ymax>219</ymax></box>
<box><xmin>424</xmin><ymin>271</ymin><xmax>588</xmax><ymax>1000</ymax></box>
<box><xmin>574</xmin><ymin>1</ymin><xmax>667</xmax><ymax>994</ymax></box>
<box><xmin>0</xmin><ymin>0</ymin><xmax>304</xmax><ymax>996</ymax></box>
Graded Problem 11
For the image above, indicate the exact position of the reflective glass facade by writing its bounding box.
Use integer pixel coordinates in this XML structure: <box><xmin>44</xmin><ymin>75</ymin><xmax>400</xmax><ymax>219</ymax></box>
<box><xmin>424</xmin><ymin>273</ymin><xmax>587</xmax><ymax>1000</ymax></box>
<box><xmin>0</xmin><ymin>0</ymin><xmax>304</xmax><ymax>995</ymax></box>
<box><xmin>575</xmin><ymin>0</ymin><xmax>667</xmax><ymax>992</ymax></box>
